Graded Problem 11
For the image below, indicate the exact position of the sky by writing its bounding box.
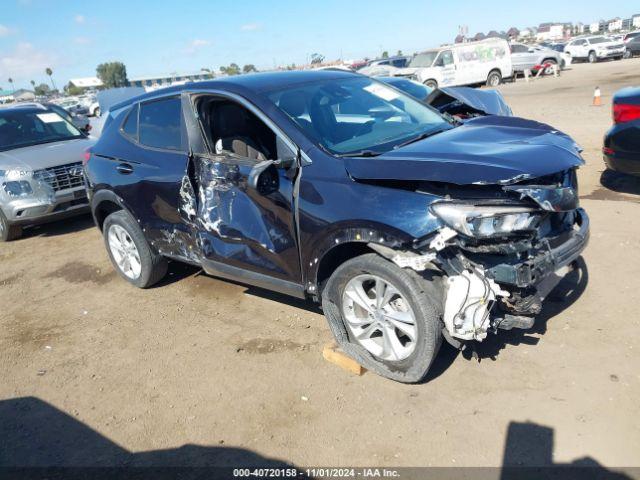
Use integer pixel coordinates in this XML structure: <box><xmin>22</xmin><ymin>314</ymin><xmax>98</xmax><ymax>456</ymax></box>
<box><xmin>0</xmin><ymin>0</ymin><xmax>637</xmax><ymax>90</ymax></box>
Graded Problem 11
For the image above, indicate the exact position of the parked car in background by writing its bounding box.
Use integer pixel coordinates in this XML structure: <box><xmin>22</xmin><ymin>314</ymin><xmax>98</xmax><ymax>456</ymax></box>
<box><xmin>398</xmin><ymin>38</ymin><xmax>512</xmax><ymax>89</ymax></box>
<box><xmin>378</xmin><ymin>76</ymin><xmax>513</xmax><ymax>117</ymax></box>
<box><xmin>623</xmin><ymin>33</ymin><xmax>640</xmax><ymax>58</ymax></box>
<box><xmin>85</xmin><ymin>70</ymin><xmax>588</xmax><ymax>383</ymax></box>
<box><xmin>357</xmin><ymin>56</ymin><xmax>412</xmax><ymax>77</ymax></box>
<box><xmin>510</xmin><ymin>43</ymin><xmax>568</xmax><ymax>74</ymax></box>
<box><xmin>0</xmin><ymin>105</ymin><xmax>93</xmax><ymax>241</ymax></box>
<box><xmin>564</xmin><ymin>36</ymin><xmax>625</xmax><ymax>63</ymax></box>
<box><xmin>16</xmin><ymin>102</ymin><xmax>92</xmax><ymax>134</ymax></box>
<box><xmin>603</xmin><ymin>86</ymin><xmax>640</xmax><ymax>176</ymax></box>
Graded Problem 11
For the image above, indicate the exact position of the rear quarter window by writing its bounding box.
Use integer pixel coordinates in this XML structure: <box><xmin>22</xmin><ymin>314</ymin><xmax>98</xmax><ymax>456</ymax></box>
<box><xmin>139</xmin><ymin>97</ymin><xmax>182</xmax><ymax>150</ymax></box>
<box><xmin>121</xmin><ymin>104</ymin><xmax>139</xmax><ymax>141</ymax></box>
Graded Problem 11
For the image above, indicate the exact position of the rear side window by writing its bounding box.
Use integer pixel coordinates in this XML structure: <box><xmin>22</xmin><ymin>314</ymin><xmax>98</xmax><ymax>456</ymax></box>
<box><xmin>122</xmin><ymin>104</ymin><xmax>139</xmax><ymax>140</ymax></box>
<box><xmin>139</xmin><ymin>97</ymin><xmax>182</xmax><ymax>150</ymax></box>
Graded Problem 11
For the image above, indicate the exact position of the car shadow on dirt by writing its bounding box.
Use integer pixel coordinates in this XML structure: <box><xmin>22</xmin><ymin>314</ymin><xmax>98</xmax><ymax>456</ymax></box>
<box><xmin>500</xmin><ymin>421</ymin><xmax>633</xmax><ymax>480</ymax></box>
<box><xmin>20</xmin><ymin>213</ymin><xmax>95</xmax><ymax>240</ymax></box>
<box><xmin>0</xmin><ymin>396</ymin><xmax>300</xmax><ymax>479</ymax></box>
<box><xmin>464</xmin><ymin>256</ymin><xmax>589</xmax><ymax>362</ymax></box>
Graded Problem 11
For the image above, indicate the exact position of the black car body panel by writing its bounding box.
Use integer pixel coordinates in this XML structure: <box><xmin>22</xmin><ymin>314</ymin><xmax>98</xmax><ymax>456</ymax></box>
<box><xmin>604</xmin><ymin>86</ymin><xmax>640</xmax><ymax>176</ymax></box>
<box><xmin>426</xmin><ymin>87</ymin><xmax>513</xmax><ymax>117</ymax></box>
<box><xmin>344</xmin><ymin>115</ymin><xmax>583</xmax><ymax>185</ymax></box>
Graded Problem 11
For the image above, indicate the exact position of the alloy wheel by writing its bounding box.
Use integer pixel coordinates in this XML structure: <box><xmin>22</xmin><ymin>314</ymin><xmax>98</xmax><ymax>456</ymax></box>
<box><xmin>108</xmin><ymin>224</ymin><xmax>142</xmax><ymax>280</ymax></box>
<box><xmin>342</xmin><ymin>274</ymin><xmax>417</xmax><ymax>361</ymax></box>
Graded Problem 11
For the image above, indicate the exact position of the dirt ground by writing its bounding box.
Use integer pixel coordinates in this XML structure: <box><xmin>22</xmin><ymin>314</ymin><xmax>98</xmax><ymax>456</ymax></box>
<box><xmin>1</xmin><ymin>59</ymin><xmax>640</xmax><ymax>473</ymax></box>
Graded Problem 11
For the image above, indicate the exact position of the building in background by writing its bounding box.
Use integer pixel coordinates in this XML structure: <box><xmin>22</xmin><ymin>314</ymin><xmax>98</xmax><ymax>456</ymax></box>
<box><xmin>0</xmin><ymin>89</ymin><xmax>35</xmax><ymax>103</ymax></box>
<box><xmin>69</xmin><ymin>77</ymin><xmax>104</xmax><ymax>90</ymax></box>
<box><xmin>128</xmin><ymin>72</ymin><xmax>214</xmax><ymax>90</ymax></box>
<box><xmin>608</xmin><ymin>18</ymin><xmax>623</xmax><ymax>32</ymax></box>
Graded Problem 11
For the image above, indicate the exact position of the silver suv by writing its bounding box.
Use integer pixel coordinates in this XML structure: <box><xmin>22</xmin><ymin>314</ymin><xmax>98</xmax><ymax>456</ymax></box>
<box><xmin>510</xmin><ymin>43</ymin><xmax>566</xmax><ymax>73</ymax></box>
<box><xmin>0</xmin><ymin>104</ymin><xmax>94</xmax><ymax>241</ymax></box>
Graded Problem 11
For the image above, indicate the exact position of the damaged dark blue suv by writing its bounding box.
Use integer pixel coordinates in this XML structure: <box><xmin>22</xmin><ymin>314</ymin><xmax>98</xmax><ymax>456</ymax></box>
<box><xmin>85</xmin><ymin>70</ymin><xmax>589</xmax><ymax>383</ymax></box>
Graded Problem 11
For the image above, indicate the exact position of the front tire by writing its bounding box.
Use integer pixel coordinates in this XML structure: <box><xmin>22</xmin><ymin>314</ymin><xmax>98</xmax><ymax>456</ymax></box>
<box><xmin>321</xmin><ymin>253</ymin><xmax>443</xmax><ymax>383</ymax></box>
<box><xmin>486</xmin><ymin>70</ymin><xmax>502</xmax><ymax>87</ymax></box>
<box><xmin>543</xmin><ymin>59</ymin><xmax>557</xmax><ymax>75</ymax></box>
<box><xmin>623</xmin><ymin>50</ymin><xmax>632</xmax><ymax>59</ymax></box>
<box><xmin>103</xmin><ymin>210</ymin><xmax>167</xmax><ymax>288</ymax></box>
<box><xmin>0</xmin><ymin>209</ymin><xmax>22</xmax><ymax>242</ymax></box>
<box><xmin>588</xmin><ymin>51</ymin><xmax>597</xmax><ymax>63</ymax></box>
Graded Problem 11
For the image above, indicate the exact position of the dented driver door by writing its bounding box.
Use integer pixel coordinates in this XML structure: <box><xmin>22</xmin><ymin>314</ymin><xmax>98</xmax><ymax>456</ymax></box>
<box><xmin>181</xmin><ymin>92</ymin><xmax>304</xmax><ymax>297</ymax></box>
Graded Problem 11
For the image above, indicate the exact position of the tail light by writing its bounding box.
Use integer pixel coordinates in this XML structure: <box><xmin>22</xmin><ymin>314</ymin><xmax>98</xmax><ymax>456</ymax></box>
<box><xmin>83</xmin><ymin>148</ymin><xmax>92</xmax><ymax>166</ymax></box>
<box><xmin>613</xmin><ymin>103</ymin><xmax>640</xmax><ymax>124</ymax></box>
<box><xmin>603</xmin><ymin>147</ymin><xmax>615</xmax><ymax>156</ymax></box>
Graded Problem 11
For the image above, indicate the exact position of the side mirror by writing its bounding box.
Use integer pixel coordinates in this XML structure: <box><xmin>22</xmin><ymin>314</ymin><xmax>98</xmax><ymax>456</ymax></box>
<box><xmin>248</xmin><ymin>159</ymin><xmax>280</xmax><ymax>195</ymax></box>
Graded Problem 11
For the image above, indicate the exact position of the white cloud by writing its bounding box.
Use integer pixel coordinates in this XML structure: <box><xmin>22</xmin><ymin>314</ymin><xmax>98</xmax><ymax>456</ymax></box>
<box><xmin>184</xmin><ymin>39</ymin><xmax>211</xmax><ymax>54</ymax></box>
<box><xmin>241</xmin><ymin>23</ymin><xmax>260</xmax><ymax>32</ymax></box>
<box><xmin>74</xmin><ymin>14</ymin><xmax>85</xmax><ymax>24</ymax></box>
<box><xmin>0</xmin><ymin>24</ymin><xmax>14</xmax><ymax>37</ymax></box>
<box><xmin>0</xmin><ymin>43</ymin><xmax>58</xmax><ymax>83</ymax></box>
<box><xmin>74</xmin><ymin>36</ymin><xmax>92</xmax><ymax>45</ymax></box>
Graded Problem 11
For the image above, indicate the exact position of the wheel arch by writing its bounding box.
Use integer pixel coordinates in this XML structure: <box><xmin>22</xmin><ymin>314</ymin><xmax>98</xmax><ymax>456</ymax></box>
<box><xmin>91</xmin><ymin>189</ymin><xmax>129</xmax><ymax>231</ymax></box>
<box><xmin>306</xmin><ymin>224</ymin><xmax>415</xmax><ymax>296</ymax></box>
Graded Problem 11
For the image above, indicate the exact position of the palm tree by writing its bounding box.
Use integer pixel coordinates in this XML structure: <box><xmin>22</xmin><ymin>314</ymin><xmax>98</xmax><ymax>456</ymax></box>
<box><xmin>8</xmin><ymin>78</ymin><xmax>14</xmax><ymax>93</ymax></box>
<box><xmin>30</xmin><ymin>80</ymin><xmax>35</xmax><ymax>91</ymax></box>
<box><xmin>45</xmin><ymin>67</ymin><xmax>56</xmax><ymax>91</ymax></box>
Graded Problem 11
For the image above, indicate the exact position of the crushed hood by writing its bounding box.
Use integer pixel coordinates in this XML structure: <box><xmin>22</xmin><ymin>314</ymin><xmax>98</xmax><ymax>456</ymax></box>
<box><xmin>344</xmin><ymin>116</ymin><xmax>584</xmax><ymax>185</ymax></box>
<box><xmin>0</xmin><ymin>137</ymin><xmax>94</xmax><ymax>171</ymax></box>
<box><xmin>427</xmin><ymin>87</ymin><xmax>513</xmax><ymax>117</ymax></box>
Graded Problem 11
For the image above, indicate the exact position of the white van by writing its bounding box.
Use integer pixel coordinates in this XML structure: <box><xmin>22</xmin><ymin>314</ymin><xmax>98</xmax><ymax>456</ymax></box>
<box><xmin>397</xmin><ymin>38</ymin><xmax>513</xmax><ymax>89</ymax></box>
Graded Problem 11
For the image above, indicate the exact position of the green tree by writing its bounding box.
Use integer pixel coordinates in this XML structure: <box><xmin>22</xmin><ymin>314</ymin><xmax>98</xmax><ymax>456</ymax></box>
<box><xmin>381</xmin><ymin>51</ymin><xmax>389</xmax><ymax>58</ymax></box>
<box><xmin>34</xmin><ymin>83</ymin><xmax>51</xmax><ymax>96</ymax></box>
<box><xmin>30</xmin><ymin>80</ymin><xmax>36</xmax><ymax>90</ymax></box>
<box><xmin>396</xmin><ymin>50</ymin><xmax>403</xmax><ymax>56</ymax></box>
<box><xmin>242</xmin><ymin>64</ymin><xmax>257</xmax><ymax>74</ymax></box>
<box><xmin>64</xmin><ymin>82</ymin><xmax>84</xmax><ymax>96</ymax></box>
<box><xmin>45</xmin><ymin>67</ymin><xmax>56</xmax><ymax>91</ymax></box>
<box><xmin>96</xmin><ymin>61</ymin><xmax>128</xmax><ymax>88</ymax></box>
<box><xmin>219</xmin><ymin>63</ymin><xmax>241</xmax><ymax>76</ymax></box>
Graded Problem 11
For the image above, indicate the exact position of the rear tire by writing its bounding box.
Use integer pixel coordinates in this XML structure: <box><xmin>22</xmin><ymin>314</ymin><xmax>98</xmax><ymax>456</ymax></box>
<box><xmin>103</xmin><ymin>210</ymin><xmax>167</xmax><ymax>288</ymax></box>
<box><xmin>588</xmin><ymin>51</ymin><xmax>597</xmax><ymax>63</ymax></box>
<box><xmin>542</xmin><ymin>59</ymin><xmax>557</xmax><ymax>75</ymax></box>
<box><xmin>486</xmin><ymin>70</ymin><xmax>502</xmax><ymax>87</ymax></box>
<box><xmin>0</xmin><ymin>209</ymin><xmax>22</xmax><ymax>242</ymax></box>
<box><xmin>321</xmin><ymin>253</ymin><xmax>443</xmax><ymax>383</ymax></box>
<box><xmin>623</xmin><ymin>50</ymin><xmax>631</xmax><ymax>59</ymax></box>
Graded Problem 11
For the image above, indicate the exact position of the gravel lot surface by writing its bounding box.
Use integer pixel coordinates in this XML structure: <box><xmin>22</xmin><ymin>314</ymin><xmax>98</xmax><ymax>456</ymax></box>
<box><xmin>1</xmin><ymin>59</ymin><xmax>639</xmax><ymax>473</ymax></box>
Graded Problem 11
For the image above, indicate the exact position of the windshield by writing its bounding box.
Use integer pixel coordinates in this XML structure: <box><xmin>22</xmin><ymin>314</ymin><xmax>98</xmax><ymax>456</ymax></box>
<box><xmin>409</xmin><ymin>52</ymin><xmax>438</xmax><ymax>68</ymax></box>
<box><xmin>382</xmin><ymin>79</ymin><xmax>432</xmax><ymax>101</ymax></box>
<box><xmin>0</xmin><ymin>109</ymin><xmax>84</xmax><ymax>151</ymax></box>
<box><xmin>267</xmin><ymin>76</ymin><xmax>449</xmax><ymax>156</ymax></box>
<box><xmin>589</xmin><ymin>37</ymin><xmax>608</xmax><ymax>44</ymax></box>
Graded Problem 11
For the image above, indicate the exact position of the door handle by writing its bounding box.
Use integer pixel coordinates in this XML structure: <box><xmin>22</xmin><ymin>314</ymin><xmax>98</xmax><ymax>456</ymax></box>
<box><xmin>116</xmin><ymin>163</ymin><xmax>134</xmax><ymax>175</ymax></box>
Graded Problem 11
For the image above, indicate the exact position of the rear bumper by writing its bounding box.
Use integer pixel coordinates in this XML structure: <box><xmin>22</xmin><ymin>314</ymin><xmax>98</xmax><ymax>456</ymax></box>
<box><xmin>485</xmin><ymin>208</ymin><xmax>589</xmax><ymax>288</ymax></box>
<box><xmin>604</xmin><ymin>153</ymin><xmax>640</xmax><ymax>177</ymax></box>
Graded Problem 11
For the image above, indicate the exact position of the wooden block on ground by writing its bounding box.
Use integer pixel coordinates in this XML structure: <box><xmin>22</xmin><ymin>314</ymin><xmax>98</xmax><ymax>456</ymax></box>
<box><xmin>322</xmin><ymin>342</ymin><xmax>365</xmax><ymax>376</ymax></box>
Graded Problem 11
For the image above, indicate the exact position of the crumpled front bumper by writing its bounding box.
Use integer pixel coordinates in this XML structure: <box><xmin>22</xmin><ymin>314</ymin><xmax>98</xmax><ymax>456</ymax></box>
<box><xmin>485</xmin><ymin>208</ymin><xmax>589</xmax><ymax>288</ymax></box>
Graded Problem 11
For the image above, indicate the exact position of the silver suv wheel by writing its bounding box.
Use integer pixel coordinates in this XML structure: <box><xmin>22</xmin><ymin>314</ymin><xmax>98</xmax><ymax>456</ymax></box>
<box><xmin>342</xmin><ymin>274</ymin><xmax>417</xmax><ymax>361</ymax></box>
<box><xmin>107</xmin><ymin>224</ymin><xmax>142</xmax><ymax>280</ymax></box>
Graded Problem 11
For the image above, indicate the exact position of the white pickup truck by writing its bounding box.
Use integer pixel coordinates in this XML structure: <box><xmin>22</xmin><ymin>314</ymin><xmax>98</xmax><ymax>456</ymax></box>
<box><xmin>564</xmin><ymin>35</ymin><xmax>626</xmax><ymax>63</ymax></box>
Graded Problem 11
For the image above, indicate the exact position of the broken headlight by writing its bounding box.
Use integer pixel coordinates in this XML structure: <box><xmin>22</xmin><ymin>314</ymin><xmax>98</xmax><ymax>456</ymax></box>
<box><xmin>431</xmin><ymin>203</ymin><xmax>540</xmax><ymax>238</ymax></box>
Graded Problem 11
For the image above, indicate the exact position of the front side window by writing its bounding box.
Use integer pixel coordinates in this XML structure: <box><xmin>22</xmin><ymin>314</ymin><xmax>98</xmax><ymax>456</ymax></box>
<box><xmin>435</xmin><ymin>50</ymin><xmax>454</xmax><ymax>66</ymax></box>
<box><xmin>139</xmin><ymin>97</ymin><xmax>182</xmax><ymax>150</ymax></box>
<box><xmin>267</xmin><ymin>76</ymin><xmax>450</xmax><ymax>156</ymax></box>
<box><xmin>0</xmin><ymin>109</ymin><xmax>83</xmax><ymax>151</ymax></box>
